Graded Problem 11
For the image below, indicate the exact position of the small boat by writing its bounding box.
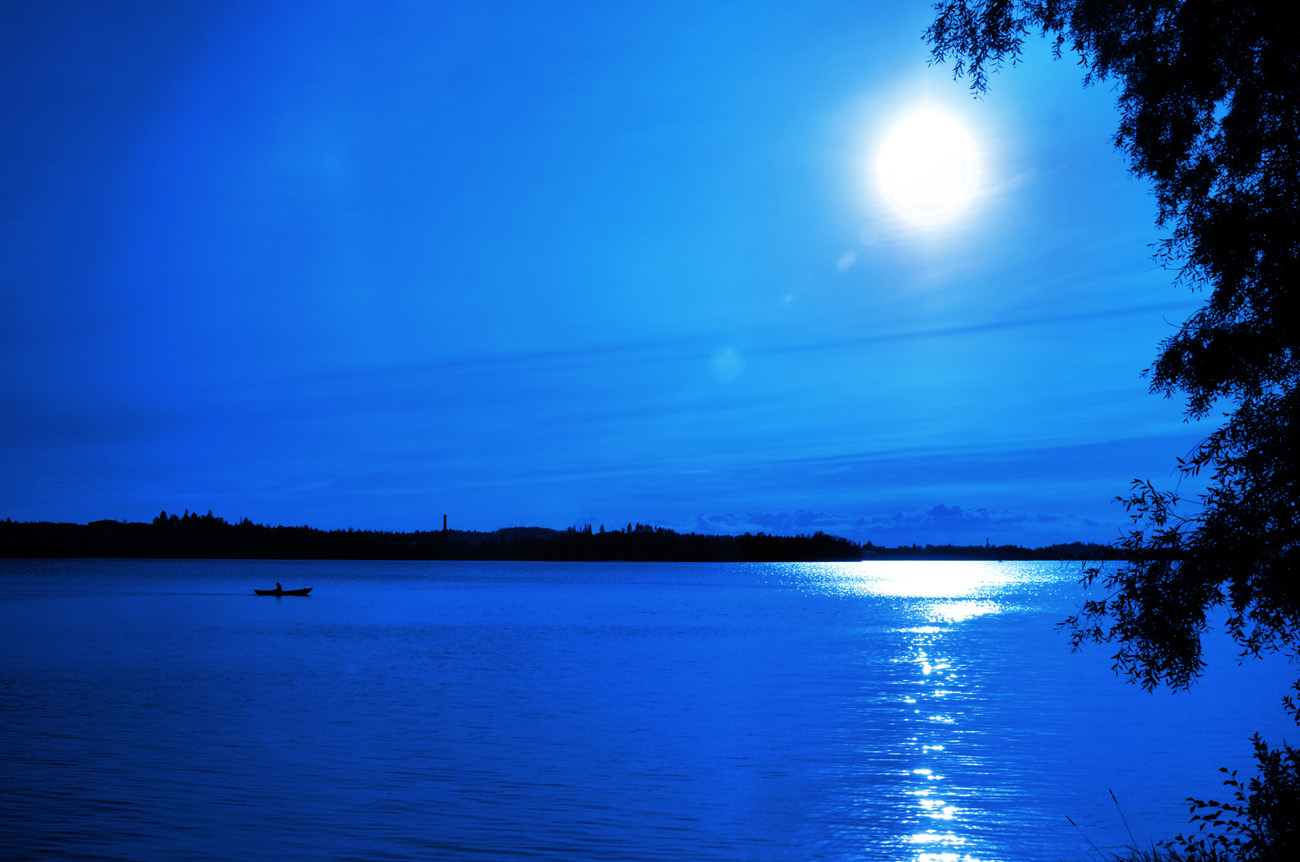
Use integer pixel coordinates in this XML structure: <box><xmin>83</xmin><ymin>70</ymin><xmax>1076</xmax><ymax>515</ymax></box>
<box><xmin>254</xmin><ymin>587</ymin><xmax>312</xmax><ymax>596</ymax></box>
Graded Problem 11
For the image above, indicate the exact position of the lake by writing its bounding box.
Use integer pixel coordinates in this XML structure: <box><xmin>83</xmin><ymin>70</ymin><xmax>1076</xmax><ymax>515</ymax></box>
<box><xmin>1</xmin><ymin>558</ymin><xmax>1292</xmax><ymax>861</ymax></box>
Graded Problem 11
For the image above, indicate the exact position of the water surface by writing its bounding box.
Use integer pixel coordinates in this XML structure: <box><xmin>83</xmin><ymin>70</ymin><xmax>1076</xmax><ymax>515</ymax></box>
<box><xmin>1</xmin><ymin>559</ymin><xmax>1292</xmax><ymax>861</ymax></box>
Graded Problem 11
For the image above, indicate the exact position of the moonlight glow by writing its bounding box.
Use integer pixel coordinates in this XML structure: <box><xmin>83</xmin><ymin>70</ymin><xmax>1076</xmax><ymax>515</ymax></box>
<box><xmin>876</xmin><ymin>109</ymin><xmax>980</xmax><ymax>225</ymax></box>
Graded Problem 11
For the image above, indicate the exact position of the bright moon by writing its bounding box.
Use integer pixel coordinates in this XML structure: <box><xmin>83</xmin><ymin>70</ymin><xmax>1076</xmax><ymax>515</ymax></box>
<box><xmin>876</xmin><ymin>109</ymin><xmax>980</xmax><ymax>225</ymax></box>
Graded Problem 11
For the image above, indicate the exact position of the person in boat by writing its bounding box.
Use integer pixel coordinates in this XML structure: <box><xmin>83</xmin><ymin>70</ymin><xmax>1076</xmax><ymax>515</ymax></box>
<box><xmin>275</xmin><ymin>582</ymin><xmax>282</xmax><ymax>592</ymax></box>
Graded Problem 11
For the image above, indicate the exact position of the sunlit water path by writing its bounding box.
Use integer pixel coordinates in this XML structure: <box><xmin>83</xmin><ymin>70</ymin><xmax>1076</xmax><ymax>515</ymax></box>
<box><xmin>1</xmin><ymin>559</ymin><xmax>1292</xmax><ymax>861</ymax></box>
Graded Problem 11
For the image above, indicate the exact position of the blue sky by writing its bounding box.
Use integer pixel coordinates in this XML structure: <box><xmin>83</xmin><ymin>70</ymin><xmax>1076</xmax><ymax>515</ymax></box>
<box><xmin>1</xmin><ymin>1</ymin><xmax>1206</xmax><ymax>546</ymax></box>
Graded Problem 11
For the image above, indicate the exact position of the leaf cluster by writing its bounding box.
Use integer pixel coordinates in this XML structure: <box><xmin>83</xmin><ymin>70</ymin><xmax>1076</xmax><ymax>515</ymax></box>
<box><xmin>1169</xmin><ymin>706</ymin><xmax>1300</xmax><ymax>860</ymax></box>
<box><xmin>927</xmin><ymin>9</ymin><xmax>1300</xmax><ymax>857</ymax></box>
<box><xmin>928</xmin><ymin>0</ymin><xmax>1300</xmax><ymax>691</ymax></box>
<box><xmin>1066</xmin><ymin>399</ymin><xmax>1300</xmax><ymax>691</ymax></box>
<box><xmin>928</xmin><ymin>1</ymin><xmax>1299</xmax><ymax>410</ymax></box>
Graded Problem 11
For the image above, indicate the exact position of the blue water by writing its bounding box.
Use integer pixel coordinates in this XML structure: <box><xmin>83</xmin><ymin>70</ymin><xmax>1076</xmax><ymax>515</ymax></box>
<box><xmin>1</xmin><ymin>559</ymin><xmax>1293</xmax><ymax>861</ymax></box>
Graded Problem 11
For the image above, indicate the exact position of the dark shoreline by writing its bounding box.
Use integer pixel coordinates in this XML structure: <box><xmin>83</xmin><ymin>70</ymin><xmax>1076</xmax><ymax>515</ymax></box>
<box><xmin>0</xmin><ymin>513</ymin><xmax>1120</xmax><ymax>563</ymax></box>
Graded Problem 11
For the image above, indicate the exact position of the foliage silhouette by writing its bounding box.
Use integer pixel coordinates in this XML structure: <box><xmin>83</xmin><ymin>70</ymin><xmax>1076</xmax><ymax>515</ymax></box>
<box><xmin>1172</xmin><ymin>735</ymin><xmax>1300</xmax><ymax>861</ymax></box>
<box><xmin>927</xmin><ymin>0</ymin><xmax>1299</xmax><ymax>688</ymax></box>
<box><xmin>926</xmin><ymin>2</ymin><xmax>1299</xmax><ymax>857</ymax></box>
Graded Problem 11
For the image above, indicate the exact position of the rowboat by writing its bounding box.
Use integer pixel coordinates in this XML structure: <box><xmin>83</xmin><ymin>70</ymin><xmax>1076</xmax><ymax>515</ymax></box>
<box><xmin>254</xmin><ymin>587</ymin><xmax>312</xmax><ymax>596</ymax></box>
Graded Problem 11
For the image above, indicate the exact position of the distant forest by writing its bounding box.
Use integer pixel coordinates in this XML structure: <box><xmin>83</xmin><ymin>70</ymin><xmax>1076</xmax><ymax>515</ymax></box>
<box><xmin>0</xmin><ymin>510</ymin><xmax>1120</xmax><ymax>562</ymax></box>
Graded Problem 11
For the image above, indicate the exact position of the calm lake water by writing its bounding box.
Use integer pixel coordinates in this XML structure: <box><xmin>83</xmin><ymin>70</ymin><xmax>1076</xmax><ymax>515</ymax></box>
<box><xmin>1</xmin><ymin>558</ymin><xmax>1293</xmax><ymax>861</ymax></box>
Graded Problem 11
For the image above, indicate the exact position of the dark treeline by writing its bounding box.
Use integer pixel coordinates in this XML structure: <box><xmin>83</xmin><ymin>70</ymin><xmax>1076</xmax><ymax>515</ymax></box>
<box><xmin>0</xmin><ymin>510</ymin><xmax>1121</xmax><ymax>562</ymax></box>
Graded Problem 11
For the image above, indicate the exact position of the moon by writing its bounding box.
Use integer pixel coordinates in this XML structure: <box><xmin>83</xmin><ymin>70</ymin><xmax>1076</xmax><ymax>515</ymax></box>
<box><xmin>876</xmin><ymin>109</ymin><xmax>980</xmax><ymax>225</ymax></box>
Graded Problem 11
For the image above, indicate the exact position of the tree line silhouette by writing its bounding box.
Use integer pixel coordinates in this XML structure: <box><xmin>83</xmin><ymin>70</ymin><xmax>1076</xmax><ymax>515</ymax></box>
<box><xmin>0</xmin><ymin>510</ymin><xmax>1118</xmax><ymax>562</ymax></box>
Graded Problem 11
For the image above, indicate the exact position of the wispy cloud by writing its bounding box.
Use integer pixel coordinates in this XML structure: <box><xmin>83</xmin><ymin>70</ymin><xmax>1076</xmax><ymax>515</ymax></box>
<box><xmin>694</xmin><ymin>503</ymin><xmax>1109</xmax><ymax>547</ymax></box>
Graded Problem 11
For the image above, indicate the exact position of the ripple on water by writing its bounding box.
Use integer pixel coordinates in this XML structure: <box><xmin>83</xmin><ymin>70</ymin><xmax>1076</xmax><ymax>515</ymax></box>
<box><xmin>1</xmin><ymin>558</ymin><xmax>1293</xmax><ymax>861</ymax></box>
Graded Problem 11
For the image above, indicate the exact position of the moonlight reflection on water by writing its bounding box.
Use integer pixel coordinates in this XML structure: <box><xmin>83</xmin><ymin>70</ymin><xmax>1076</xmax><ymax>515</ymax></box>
<box><xmin>0</xmin><ymin>559</ymin><xmax>1291</xmax><ymax>862</ymax></box>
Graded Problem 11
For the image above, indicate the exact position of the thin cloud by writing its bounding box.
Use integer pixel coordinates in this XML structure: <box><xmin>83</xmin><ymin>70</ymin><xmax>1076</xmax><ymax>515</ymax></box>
<box><xmin>694</xmin><ymin>504</ymin><xmax>1110</xmax><ymax>547</ymax></box>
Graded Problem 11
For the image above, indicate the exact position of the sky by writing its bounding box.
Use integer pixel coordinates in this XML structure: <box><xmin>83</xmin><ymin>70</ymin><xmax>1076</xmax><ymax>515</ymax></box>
<box><xmin>1</xmin><ymin>1</ymin><xmax>1209</xmax><ymax>546</ymax></box>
